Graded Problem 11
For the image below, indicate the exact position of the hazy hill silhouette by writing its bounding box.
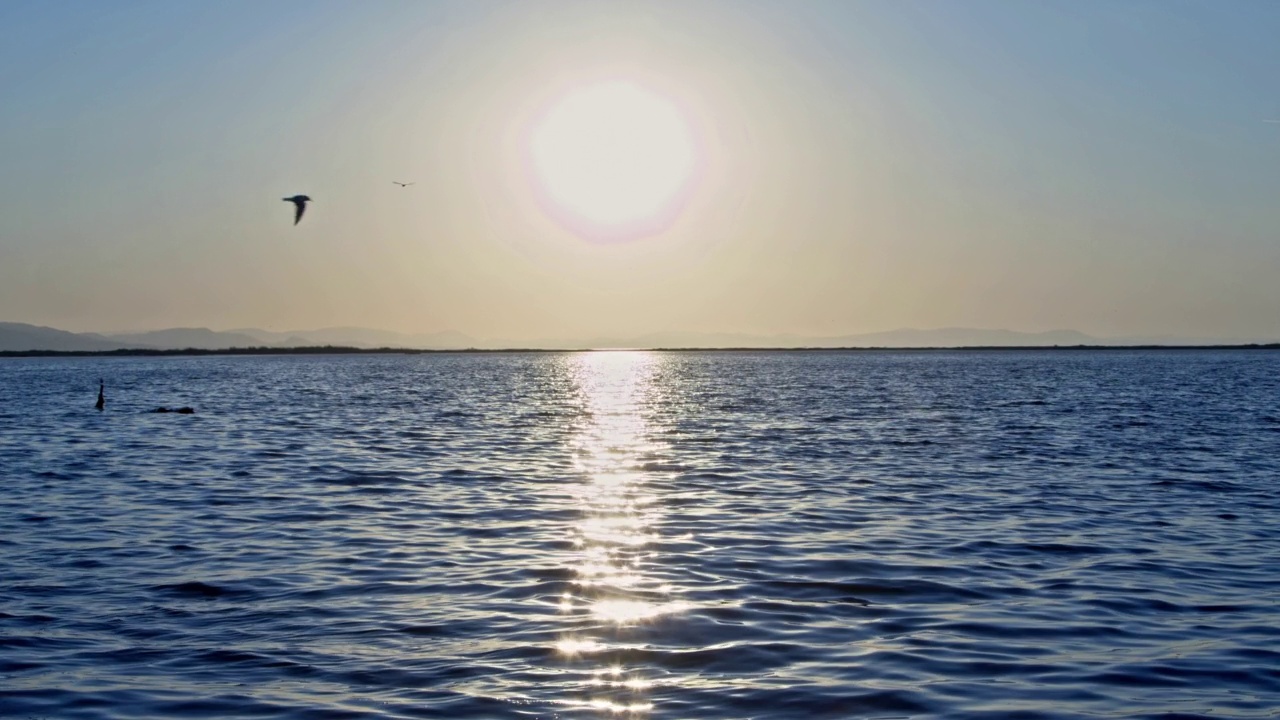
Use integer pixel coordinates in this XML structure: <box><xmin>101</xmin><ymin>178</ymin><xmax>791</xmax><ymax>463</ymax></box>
<box><xmin>1</xmin><ymin>321</ymin><xmax>1273</xmax><ymax>353</ymax></box>
<box><xmin>103</xmin><ymin>328</ymin><xmax>262</xmax><ymax>350</ymax></box>
<box><xmin>229</xmin><ymin>327</ymin><xmax>477</xmax><ymax>349</ymax></box>
<box><xmin>0</xmin><ymin>322</ymin><xmax>129</xmax><ymax>352</ymax></box>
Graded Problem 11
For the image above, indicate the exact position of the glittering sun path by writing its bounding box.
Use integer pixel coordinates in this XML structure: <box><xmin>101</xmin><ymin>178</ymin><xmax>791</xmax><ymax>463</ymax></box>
<box><xmin>553</xmin><ymin>352</ymin><xmax>678</xmax><ymax>716</ymax></box>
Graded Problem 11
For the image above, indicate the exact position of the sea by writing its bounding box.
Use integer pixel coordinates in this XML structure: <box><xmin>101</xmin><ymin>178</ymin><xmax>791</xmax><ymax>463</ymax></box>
<box><xmin>1</xmin><ymin>349</ymin><xmax>1278</xmax><ymax>719</ymax></box>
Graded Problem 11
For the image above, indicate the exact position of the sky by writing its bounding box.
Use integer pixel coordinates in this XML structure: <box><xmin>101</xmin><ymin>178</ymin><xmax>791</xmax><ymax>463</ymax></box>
<box><xmin>1</xmin><ymin>0</ymin><xmax>1278</xmax><ymax>342</ymax></box>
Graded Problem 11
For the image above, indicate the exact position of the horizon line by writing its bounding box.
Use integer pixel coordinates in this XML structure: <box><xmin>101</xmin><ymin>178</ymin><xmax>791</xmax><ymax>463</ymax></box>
<box><xmin>4</xmin><ymin>342</ymin><xmax>1280</xmax><ymax>358</ymax></box>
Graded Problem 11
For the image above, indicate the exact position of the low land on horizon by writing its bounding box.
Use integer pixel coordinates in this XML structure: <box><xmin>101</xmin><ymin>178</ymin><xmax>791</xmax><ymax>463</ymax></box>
<box><xmin>3</xmin><ymin>321</ymin><xmax>1277</xmax><ymax>354</ymax></box>
<box><xmin>3</xmin><ymin>344</ymin><xmax>1280</xmax><ymax>359</ymax></box>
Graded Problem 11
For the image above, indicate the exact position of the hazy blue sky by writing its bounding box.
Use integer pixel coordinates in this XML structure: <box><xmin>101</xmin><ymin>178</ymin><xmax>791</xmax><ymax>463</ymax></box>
<box><xmin>2</xmin><ymin>0</ymin><xmax>1278</xmax><ymax>341</ymax></box>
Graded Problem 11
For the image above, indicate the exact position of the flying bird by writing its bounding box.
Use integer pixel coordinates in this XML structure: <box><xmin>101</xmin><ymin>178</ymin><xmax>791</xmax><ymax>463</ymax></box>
<box><xmin>282</xmin><ymin>195</ymin><xmax>312</xmax><ymax>225</ymax></box>
<box><xmin>393</xmin><ymin>181</ymin><xmax>415</xmax><ymax>187</ymax></box>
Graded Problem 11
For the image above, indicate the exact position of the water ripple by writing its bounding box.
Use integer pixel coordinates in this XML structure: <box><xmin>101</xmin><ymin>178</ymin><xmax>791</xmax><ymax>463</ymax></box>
<box><xmin>2</xmin><ymin>350</ymin><xmax>1279</xmax><ymax>718</ymax></box>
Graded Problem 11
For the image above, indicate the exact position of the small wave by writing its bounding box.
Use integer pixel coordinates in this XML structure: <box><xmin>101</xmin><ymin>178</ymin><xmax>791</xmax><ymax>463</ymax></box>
<box><xmin>1150</xmin><ymin>478</ymin><xmax>1240</xmax><ymax>492</ymax></box>
<box><xmin>153</xmin><ymin>581</ymin><xmax>252</xmax><ymax>599</ymax></box>
<box><xmin>764</xmin><ymin>578</ymin><xmax>990</xmax><ymax>603</ymax></box>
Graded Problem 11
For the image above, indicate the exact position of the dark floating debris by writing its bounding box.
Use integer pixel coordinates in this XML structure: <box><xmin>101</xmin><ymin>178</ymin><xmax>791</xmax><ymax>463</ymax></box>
<box><xmin>152</xmin><ymin>407</ymin><xmax>195</xmax><ymax>414</ymax></box>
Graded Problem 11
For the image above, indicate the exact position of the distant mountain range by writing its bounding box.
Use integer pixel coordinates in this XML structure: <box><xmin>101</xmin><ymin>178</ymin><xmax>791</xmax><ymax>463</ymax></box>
<box><xmin>1</xmin><ymin>321</ymin><xmax>1274</xmax><ymax>353</ymax></box>
<box><xmin>227</xmin><ymin>326</ymin><xmax>476</xmax><ymax>350</ymax></box>
<box><xmin>0</xmin><ymin>322</ymin><xmax>480</xmax><ymax>352</ymax></box>
<box><xmin>527</xmin><ymin>328</ymin><xmax>1279</xmax><ymax>350</ymax></box>
<box><xmin>0</xmin><ymin>322</ymin><xmax>126</xmax><ymax>352</ymax></box>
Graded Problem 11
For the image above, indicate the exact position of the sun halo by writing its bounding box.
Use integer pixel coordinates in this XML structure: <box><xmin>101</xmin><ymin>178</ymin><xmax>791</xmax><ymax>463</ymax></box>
<box><xmin>527</xmin><ymin>80</ymin><xmax>698</xmax><ymax>241</ymax></box>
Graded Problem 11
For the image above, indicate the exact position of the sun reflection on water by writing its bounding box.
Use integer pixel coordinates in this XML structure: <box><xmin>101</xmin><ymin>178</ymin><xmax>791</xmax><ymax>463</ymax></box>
<box><xmin>555</xmin><ymin>351</ymin><xmax>681</xmax><ymax>715</ymax></box>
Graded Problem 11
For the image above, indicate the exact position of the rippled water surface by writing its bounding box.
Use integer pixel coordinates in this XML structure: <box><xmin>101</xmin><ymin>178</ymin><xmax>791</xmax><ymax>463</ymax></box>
<box><xmin>2</xmin><ymin>350</ymin><xmax>1279</xmax><ymax>719</ymax></box>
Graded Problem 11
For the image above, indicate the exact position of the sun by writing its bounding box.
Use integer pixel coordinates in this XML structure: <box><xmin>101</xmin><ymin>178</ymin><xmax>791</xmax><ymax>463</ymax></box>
<box><xmin>527</xmin><ymin>80</ymin><xmax>698</xmax><ymax>240</ymax></box>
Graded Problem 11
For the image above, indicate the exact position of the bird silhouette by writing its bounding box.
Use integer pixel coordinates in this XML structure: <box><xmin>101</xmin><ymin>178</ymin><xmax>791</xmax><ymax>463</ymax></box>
<box><xmin>282</xmin><ymin>195</ymin><xmax>312</xmax><ymax>225</ymax></box>
<box><xmin>392</xmin><ymin>181</ymin><xmax>415</xmax><ymax>187</ymax></box>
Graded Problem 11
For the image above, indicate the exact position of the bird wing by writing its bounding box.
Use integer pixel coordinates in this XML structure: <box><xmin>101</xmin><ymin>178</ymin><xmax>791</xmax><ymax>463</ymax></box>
<box><xmin>294</xmin><ymin>200</ymin><xmax>306</xmax><ymax>225</ymax></box>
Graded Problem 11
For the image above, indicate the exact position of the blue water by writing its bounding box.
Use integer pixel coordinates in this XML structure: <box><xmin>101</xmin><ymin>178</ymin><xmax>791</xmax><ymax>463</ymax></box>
<box><xmin>2</xmin><ymin>350</ymin><xmax>1278</xmax><ymax>719</ymax></box>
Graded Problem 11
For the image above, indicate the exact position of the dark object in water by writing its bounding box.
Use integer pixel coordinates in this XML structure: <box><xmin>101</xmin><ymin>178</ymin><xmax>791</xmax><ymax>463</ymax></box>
<box><xmin>95</xmin><ymin>379</ymin><xmax>105</xmax><ymax>411</ymax></box>
<box><xmin>152</xmin><ymin>407</ymin><xmax>195</xmax><ymax>414</ymax></box>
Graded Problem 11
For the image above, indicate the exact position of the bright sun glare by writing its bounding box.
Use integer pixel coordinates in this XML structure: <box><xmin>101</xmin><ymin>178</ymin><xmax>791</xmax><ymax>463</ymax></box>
<box><xmin>529</xmin><ymin>81</ymin><xmax>697</xmax><ymax>238</ymax></box>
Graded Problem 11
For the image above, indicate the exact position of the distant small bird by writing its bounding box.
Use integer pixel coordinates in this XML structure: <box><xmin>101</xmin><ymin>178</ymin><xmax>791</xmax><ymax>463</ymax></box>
<box><xmin>95</xmin><ymin>379</ymin><xmax>105</xmax><ymax>411</ymax></box>
<box><xmin>392</xmin><ymin>181</ymin><xmax>415</xmax><ymax>187</ymax></box>
<box><xmin>282</xmin><ymin>195</ymin><xmax>312</xmax><ymax>225</ymax></box>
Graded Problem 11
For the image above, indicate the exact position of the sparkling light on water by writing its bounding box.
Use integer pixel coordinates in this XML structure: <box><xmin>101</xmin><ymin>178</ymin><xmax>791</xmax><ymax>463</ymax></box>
<box><xmin>555</xmin><ymin>351</ymin><xmax>683</xmax><ymax>715</ymax></box>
